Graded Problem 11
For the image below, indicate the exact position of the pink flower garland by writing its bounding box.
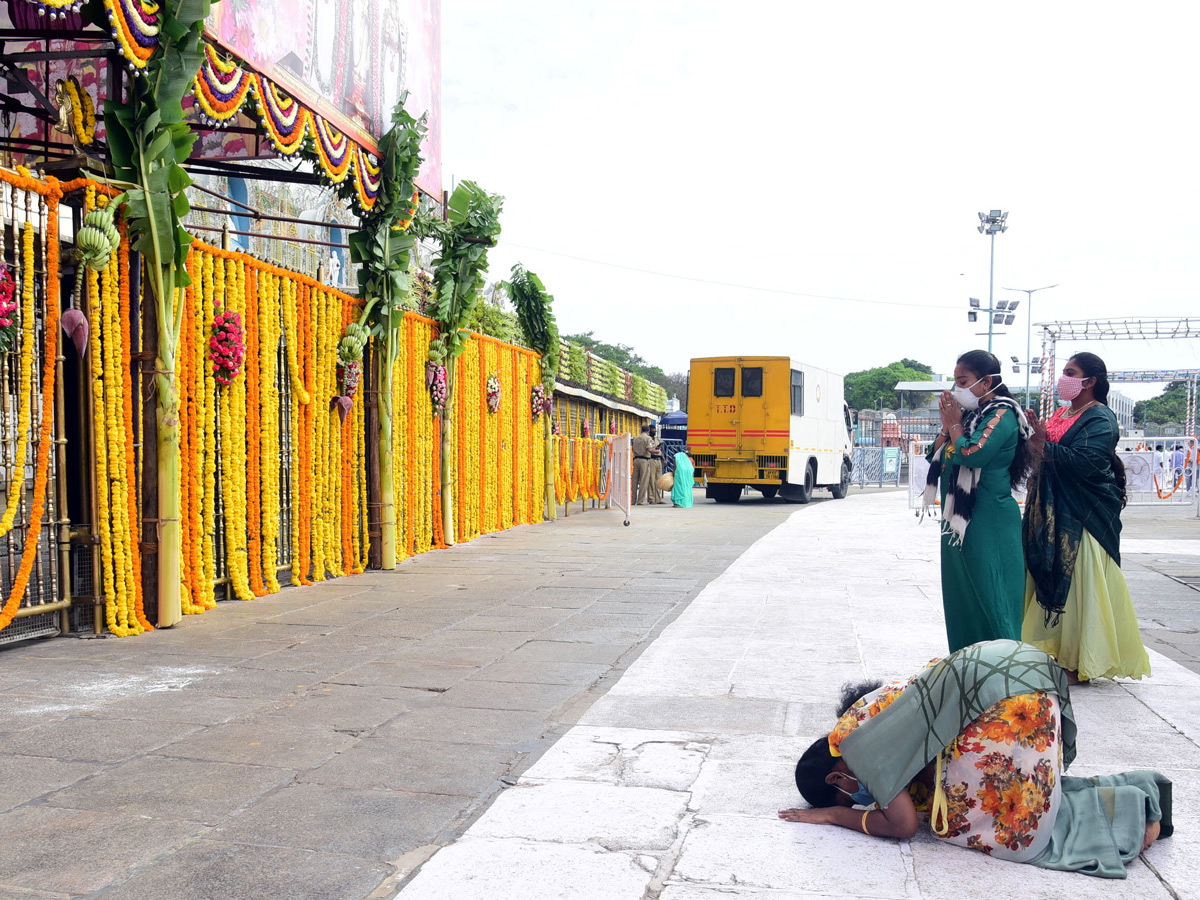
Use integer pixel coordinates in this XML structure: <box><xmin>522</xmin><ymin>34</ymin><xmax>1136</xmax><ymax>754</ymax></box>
<box><xmin>210</xmin><ymin>307</ymin><xmax>246</xmax><ymax>386</ymax></box>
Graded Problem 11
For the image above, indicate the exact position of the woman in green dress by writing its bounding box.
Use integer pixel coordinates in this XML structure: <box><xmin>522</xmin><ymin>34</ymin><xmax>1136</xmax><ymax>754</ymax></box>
<box><xmin>924</xmin><ymin>350</ymin><xmax>1037</xmax><ymax>653</ymax></box>
<box><xmin>1021</xmin><ymin>352</ymin><xmax>1150</xmax><ymax>683</ymax></box>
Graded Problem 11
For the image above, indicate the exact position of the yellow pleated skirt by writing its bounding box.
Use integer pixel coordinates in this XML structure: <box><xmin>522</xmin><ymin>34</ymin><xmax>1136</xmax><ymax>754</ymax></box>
<box><xmin>1022</xmin><ymin>530</ymin><xmax>1151</xmax><ymax>681</ymax></box>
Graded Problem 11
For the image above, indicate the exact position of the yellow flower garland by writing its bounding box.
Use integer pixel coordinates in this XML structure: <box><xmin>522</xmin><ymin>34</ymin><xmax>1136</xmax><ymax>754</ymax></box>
<box><xmin>0</xmin><ymin>222</ymin><xmax>37</xmax><ymax>537</ymax></box>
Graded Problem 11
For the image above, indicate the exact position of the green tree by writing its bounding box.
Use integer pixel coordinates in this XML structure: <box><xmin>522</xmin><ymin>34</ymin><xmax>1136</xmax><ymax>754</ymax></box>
<box><xmin>1134</xmin><ymin>381</ymin><xmax>1189</xmax><ymax>425</ymax></box>
<box><xmin>844</xmin><ymin>360</ymin><xmax>938</xmax><ymax>410</ymax></box>
<box><xmin>900</xmin><ymin>358</ymin><xmax>933</xmax><ymax>375</ymax></box>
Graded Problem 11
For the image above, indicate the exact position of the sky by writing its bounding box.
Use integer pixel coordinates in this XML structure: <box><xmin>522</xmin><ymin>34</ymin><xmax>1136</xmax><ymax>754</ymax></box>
<box><xmin>440</xmin><ymin>1</ymin><xmax>1200</xmax><ymax>402</ymax></box>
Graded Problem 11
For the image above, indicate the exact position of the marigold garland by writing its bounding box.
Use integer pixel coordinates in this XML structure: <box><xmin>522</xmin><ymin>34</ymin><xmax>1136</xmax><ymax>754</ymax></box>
<box><xmin>0</xmin><ymin>223</ymin><xmax>37</xmax><ymax>538</ymax></box>
<box><xmin>0</xmin><ymin>175</ymin><xmax>61</xmax><ymax>633</ymax></box>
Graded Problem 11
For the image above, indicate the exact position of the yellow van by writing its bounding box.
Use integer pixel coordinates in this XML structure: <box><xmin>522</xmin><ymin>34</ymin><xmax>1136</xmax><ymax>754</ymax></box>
<box><xmin>687</xmin><ymin>356</ymin><xmax>853</xmax><ymax>503</ymax></box>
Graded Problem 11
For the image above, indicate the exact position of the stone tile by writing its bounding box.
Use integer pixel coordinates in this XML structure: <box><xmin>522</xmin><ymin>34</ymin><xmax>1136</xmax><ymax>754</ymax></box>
<box><xmin>501</xmin><ymin>640</ymin><xmax>632</xmax><ymax>666</ymax></box>
<box><xmin>463</xmin><ymin>613</ymin><xmax>564</xmax><ymax>632</ymax></box>
<box><xmin>471</xmin><ymin>780</ymin><xmax>687</xmax><ymax>851</ymax></box>
<box><xmin>331</xmin><ymin>660</ymin><xmax>477</xmax><ymax>691</ymax></box>
<box><xmin>0</xmin><ymin>805</ymin><xmax>198</xmax><ymax>895</ymax></box>
<box><xmin>210</xmin><ymin>782</ymin><xmax>468</xmax><ymax>858</ymax></box>
<box><xmin>378</xmin><ymin>706</ymin><xmax>549</xmax><ymax>746</ymax></box>
<box><xmin>579</xmin><ymin>695</ymin><xmax>788</xmax><ymax>735</ymax></box>
<box><xmin>688</xmin><ymin>758</ymin><xmax>798</xmax><ymax>816</ymax></box>
<box><xmin>0</xmin><ymin>756</ymin><xmax>103</xmax><ymax>814</ymax></box>
<box><xmin>1</xmin><ymin>715</ymin><xmax>201</xmax><ymax>763</ymax></box>
<box><xmin>441</xmin><ymin>677</ymin><xmax>582</xmax><ymax>712</ymax></box>
<box><xmin>80</xmin><ymin>690</ymin><xmax>272</xmax><ymax>726</ymax></box>
<box><xmin>155</xmin><ymin>717</ymin><xmax>357</xmax><ymax>767</ymax></box>
<box><xmin>908</xmin><ymin>831</ymin><xmax>1171</xmax><ymax>898</ymax></box>
<box><xmin>180</xmin><ymin>667</ymin><xmax>317</xmax><ymax>698</ymax></box>
<box><xmin>95</xmin><ymin>839</ymin><xmax>390</xmax><ymax>900</ymax></box>
<box><xmin>396</xmin><ymin>837</ymin><xmax>653</xmax><ymax>900</ymax></box>
<box><xmin>475</xmin><ymin>659</ymin><xmax>611</xmax><ymax>686</ymax></box>
<box><xmin>261</xmin><ymin>683</ymin><xmax>423</xmax><ymax>732</ymax></box>
<box><xmin>417</xmin><ymin>628</ymin><xmax>537</xmax><ymax>651</ymax></box>
<box><xmin>673</xmin><ymin>814</ymin><xmax>908</xmax><ymax>895</ymax></box>
<box><xmin>304</xmin><ymin>736</ymin><xmax>517</xmax><ymax>796</ymax></box>
<box><xmin>44</xmin><ymin>756</ymin><xmax>292</xmax><ymax>824</ymax></box>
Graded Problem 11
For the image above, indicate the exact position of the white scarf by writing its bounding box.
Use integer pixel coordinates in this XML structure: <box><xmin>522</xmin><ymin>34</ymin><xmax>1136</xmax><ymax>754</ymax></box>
<box><xmin>922</xmin><ymin>397</ymin><xmax>1032</xmax><ymax>547</ymax></box>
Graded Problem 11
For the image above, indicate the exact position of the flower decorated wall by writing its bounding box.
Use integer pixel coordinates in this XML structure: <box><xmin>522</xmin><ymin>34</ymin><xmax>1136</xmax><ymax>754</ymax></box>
<box><xmin>0</xmin><ymin>171</ymin><xmax>620</xmax><ymax>643</ymax></box>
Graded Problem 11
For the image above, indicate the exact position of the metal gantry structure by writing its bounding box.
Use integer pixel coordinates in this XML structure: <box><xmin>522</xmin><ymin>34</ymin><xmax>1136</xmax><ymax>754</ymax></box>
<box><xmin>1037</xmin><ymin>316</ymin><xmax>1200</xmax><ymax>452</ymax></box>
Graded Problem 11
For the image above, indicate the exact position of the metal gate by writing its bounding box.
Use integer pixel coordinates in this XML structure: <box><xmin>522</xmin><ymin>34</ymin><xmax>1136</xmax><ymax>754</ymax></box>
<box><xmin>0</xmin><ymin>179</ymin><xmax>63</xmax><ymax>644</ymax></box>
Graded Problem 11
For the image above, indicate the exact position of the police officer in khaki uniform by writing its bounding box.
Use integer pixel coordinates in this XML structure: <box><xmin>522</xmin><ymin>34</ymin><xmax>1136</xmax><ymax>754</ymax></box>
<box><xmin>632</xmin><ymin>426</ymin><xmax>653</xmax><ymax>505</ymax></box>
<box><xmin>648</xmin><ymin>424</ymin><xmax>665</xmax><ymax>504</ymax></box>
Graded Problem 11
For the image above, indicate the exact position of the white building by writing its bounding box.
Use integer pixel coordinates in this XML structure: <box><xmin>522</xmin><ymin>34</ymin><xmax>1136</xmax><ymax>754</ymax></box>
<box><xmin>1109</xmin><ymin>389</ymin><xmax>1135</xmax><ymax>433</ymax></box>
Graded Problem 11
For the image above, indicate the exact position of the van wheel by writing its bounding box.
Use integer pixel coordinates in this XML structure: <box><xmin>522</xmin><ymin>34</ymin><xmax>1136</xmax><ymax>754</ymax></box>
<box><xmin>796</xmin><ymin>463</ymin><xmax>815</xmax><ymax>504</ymax></box>
<box><xmin>758</xmin><ymin>486</ymin><xmax>778</xmax><ymax>499</ymax></box>
<box><xmin>782</xmin><ymin>465</ymin><xmax>814</xmax><ymax>503</ymax></box>
<box><xmin>707</xmin><ymin>483</ymin><xmax>742</xmax><ymax>504</ymax></box>
<box><xmin>830</xmin><ymin>462</ymin><xmax>851</xmax><ymax>499</ymax></box>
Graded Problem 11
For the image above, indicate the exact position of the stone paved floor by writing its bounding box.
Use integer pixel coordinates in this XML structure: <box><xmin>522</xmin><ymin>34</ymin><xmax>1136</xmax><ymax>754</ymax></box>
<box><xmin>394</xmin><ymin>492</ymin><xmax>1199</xmax><ymax>900</ymax></box>
<box><xmin>0</xmin><ymin>494</ymin><xmax>794</xmax><ymax>899</ymax></box>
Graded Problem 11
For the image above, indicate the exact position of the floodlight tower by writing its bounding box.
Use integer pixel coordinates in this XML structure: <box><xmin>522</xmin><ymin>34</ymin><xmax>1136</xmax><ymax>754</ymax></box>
<box><xmin>977</xmin><ymin>210</ymin><xmax>1009</xmax><ymax>352</ymax></box>
<box><xmin>1003</xmin><ymin>284</ymin><xmax>1059</xmax><ymax>408</ymax></box>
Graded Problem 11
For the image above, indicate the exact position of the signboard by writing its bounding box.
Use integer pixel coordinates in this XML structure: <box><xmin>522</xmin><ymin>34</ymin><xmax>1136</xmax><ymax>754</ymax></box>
<box><xmin>206</xmin><ymin>0</ymin><xmax>441</xmax><ymax>196</ymax></box>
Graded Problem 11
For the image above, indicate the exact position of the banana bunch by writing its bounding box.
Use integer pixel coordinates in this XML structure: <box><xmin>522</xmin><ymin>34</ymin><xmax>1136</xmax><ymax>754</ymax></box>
<box><xmin>77</xmin><ymin>207</ymin><xmax>120</xmax><ymax>271</ymax></box>
<box><xmin>337</xmin><ymin>321</ymin><xmax>369</xmax><ymax>364</ymax></box>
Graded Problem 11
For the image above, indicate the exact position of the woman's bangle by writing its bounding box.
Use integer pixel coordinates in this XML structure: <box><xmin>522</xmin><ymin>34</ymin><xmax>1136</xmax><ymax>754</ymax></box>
<box><xmin>861</xmin><ymin>809</ymin><xmax>871</xmax><ymax>835</ymax></box>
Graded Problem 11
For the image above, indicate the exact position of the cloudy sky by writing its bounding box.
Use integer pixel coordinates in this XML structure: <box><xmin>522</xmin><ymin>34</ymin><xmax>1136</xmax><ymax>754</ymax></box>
<box><xmin>441</xmin><ymin>1</ymin><xmax>1200</xmax><ymax>401</ymax></box>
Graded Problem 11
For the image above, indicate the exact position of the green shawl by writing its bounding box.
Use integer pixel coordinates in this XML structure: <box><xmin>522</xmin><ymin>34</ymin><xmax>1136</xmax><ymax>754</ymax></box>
<box><xmin>837</xmin><ymin>640</ymin><xmax>1076</xmax><ymax>808</ymax></box>
<box><xmin>1022</xmin><ymin>405</ymin><xmax>1124</xmax><ymax>626</ymax></box>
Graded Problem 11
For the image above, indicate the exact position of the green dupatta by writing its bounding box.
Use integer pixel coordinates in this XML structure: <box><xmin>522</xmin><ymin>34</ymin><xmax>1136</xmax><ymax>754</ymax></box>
<box><xmin>837</xmin><ymin>640</ymin><xmax>1076</xmax><ymax>808</ymax></box>
<box><xmin>1022</xmin><ymin>405</ymin><xmax>1124</xmax><ymax>626</ymax></box>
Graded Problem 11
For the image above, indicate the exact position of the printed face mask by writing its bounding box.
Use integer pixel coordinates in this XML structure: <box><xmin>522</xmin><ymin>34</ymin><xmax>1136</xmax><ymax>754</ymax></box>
<box><xmin>952</xmin><ymin>374</ymin><xmax>1000</xmax><ymax>412</ymax></box>
<box><xmin>1058</xmin><ymin>374</ymin><xmax>1085</xmax><ymax>401</ymax></box>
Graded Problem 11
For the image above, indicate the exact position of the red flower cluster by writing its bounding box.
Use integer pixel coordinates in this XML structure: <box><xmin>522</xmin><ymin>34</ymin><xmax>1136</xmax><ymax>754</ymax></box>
<box><xmin>0</xmin><ymin>265</ymin><xmax>17</xmax><ymax>353</ymax></box>
<box><xmin>209</xmin><ymin>306</ymin><xmax>246</xmax><ymax>386</ymax></box>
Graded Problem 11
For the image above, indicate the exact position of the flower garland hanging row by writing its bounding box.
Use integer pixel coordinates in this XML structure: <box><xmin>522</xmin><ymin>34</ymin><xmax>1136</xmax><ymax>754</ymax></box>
<box><xmin>192</xmin><ymin>46</ymin><xmax>383</xmax><ymax>212</ymax></box>
<box><xmin>82</xmin><ymin>188</ymin><xmax>146</xmax><ymax>636</ymax></box>
<box><xmin>174</xmin><ymin>241</ymin><xmax>367</xmax><ymax>606</ymax></box>
<box><xmin>0</xmin><ymin>222</ymin><xmax>37</xmax><ymax>539</ymax></box>
<box><xmin>0</xmin><ymin>171</ymin><xmax>65</xmax><ymax>634</ymax></box>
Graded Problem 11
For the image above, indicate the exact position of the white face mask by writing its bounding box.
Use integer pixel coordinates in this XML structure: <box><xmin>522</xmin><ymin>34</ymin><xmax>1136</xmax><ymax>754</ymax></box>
<box><xmin>952</xmin><ymin>374</ymin><xmax>1000</xmax><ymax>411</ymax></box>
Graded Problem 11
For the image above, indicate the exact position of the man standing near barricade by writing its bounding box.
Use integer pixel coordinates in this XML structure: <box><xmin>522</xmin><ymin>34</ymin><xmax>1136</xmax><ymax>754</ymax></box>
<box><xmin>632</xmin><ymin>426</ymin><xmax>653</xmax><ymax>505</ymax></box>
<box><xmin>648</xmin><ymin>424</ymin><xmax>667</xmax><ymax>504</ymax></box>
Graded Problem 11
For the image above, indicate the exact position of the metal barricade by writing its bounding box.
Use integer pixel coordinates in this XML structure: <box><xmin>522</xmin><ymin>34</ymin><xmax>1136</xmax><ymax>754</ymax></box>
<box><xmin>851</xmin><ymin>447</ymin><xmax>902</xmax><ymax>488</ymax></box>
<box><xmin>609</xmin><ymin>434</ymin><xmax>631</xmax><ymax>525</ymax></box>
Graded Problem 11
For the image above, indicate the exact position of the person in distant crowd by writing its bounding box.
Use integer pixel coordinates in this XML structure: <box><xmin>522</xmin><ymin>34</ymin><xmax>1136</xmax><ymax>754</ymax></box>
<box><xmin>924</xmin><ymin>350</ymin><xmax>1037</xmax><ymax>653</ymax></box>
<box><xmin>648</xmin><ymin>424</ymin><xmax>666</xmax><ymax>504</ymax></box>
<box><xmin>632</xmin><ymin>425</ymin><xmax>653</xmax><ymax>505</ymax></box>
<box><xmin>1154</xmin><ymin>444</ymin><xmax>1167</xmax><ymax>481</ymax></box>
<box><xmin>671</xmin><ymin>451</ymin><xmax>695</xmax><ymax>508</ymax></box>
<box><xmin>1186</xmin><ymin>439</ymin><xmax>1197</xmax><ymax>494</ymax></box>
<box><xmin>1021</xmin><ymin>352</ymin><xmax>1150</xmax><ymax>683</ymax></box>
<box><xmin>1170</xmin><ymin>444</ymin><xmax>1185</xmax><ymax>485</ymax></box>
<box><xmin>783</xmin><ymin>639</ymin><xmax>1170</xmax><ymax>876</ymax></box>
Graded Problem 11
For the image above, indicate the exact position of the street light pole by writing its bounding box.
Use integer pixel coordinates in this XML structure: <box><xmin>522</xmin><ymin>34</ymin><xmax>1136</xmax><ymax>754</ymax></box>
<box><xmin>1003</xmin><ymin>283</ymin><xmax>1059</xmax><ymax>407</ymax></box>
<box><xmin>977</xmin><ymin>210</ymin><xmax>1009</xmax><ymax>353</ymax></box>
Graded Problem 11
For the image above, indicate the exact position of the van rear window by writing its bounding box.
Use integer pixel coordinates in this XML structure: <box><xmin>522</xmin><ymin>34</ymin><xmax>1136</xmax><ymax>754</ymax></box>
<box><xmin>742</xmin><ymin>367</ymin><xmax>763</xmax><ymax>397</ymax></box>
<box><xmin>714</xmin><ymin>367</ymin><xmax>735</xmax><ymax>397</ymax></box>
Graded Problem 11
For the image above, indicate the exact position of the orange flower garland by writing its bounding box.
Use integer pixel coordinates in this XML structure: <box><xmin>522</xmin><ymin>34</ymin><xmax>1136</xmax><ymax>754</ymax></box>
<box><xmin>0</xmin><ymin>174</ymin><xmax>60</xmax><ymax>633</ymax></box>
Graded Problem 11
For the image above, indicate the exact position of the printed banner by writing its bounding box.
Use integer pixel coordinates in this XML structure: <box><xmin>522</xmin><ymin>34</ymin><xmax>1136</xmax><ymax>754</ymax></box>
<box><xmin>206</xmin><ymin>0</ymin><xmax>442</xmax><ymax>196</ymax></box>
